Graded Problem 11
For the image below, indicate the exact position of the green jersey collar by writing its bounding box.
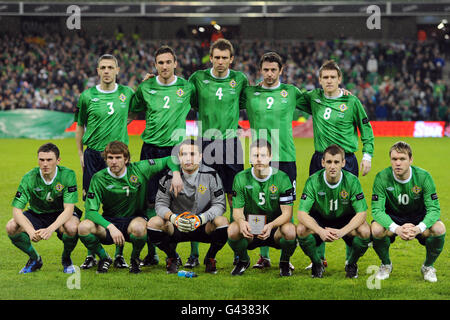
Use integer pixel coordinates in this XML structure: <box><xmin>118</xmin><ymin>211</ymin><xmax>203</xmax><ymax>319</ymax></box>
<box><xmin>261</xmin><ymin>81</ymin><xmax>281</xmax><ymax>90</ymax></box>
<box><xmin>156</xmin><ymin>75</ymin><xmax>178</xmax><ymax>86</ymax></box>
<box><xmin>96</xmin><ymin>83</ymin><xmax>118</xmax><ymax>94</ymax></box>
<box><xmin>251</xmin><ymin>166</ymin><xmax>273</xmax><ymax>182</ymax></box>
<box><xmin>323</xmin><ymin>88</ymin><xmax>343</xmax><ymax>99</ymax></box>
<box><xmin>210</xmin><ymin>68</ymin><xmax>230</xmax><ymax>79</ymax></box>
<box><xmin>392</xmin><ymin>166</ymin><xmax>412</xmax><ymax>184</ymax></box>
<box><xmin>107</xmin><ymin>167</ymin><xmax>127</xmax><ymax>179</ymax></box>
<box><xmin>323</xmin><ymin>170</ymin><xmax>343</xmax><ymax>189</ymax></box>
<box><xmin>39</xmin><ymin>166</ymin><xmax>58</xmax><ymax>185</ymax></box>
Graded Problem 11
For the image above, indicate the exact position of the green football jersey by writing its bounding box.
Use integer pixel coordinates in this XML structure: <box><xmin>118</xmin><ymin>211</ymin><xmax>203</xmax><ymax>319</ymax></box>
<box><xmin>299</xmin><ymin>169</ymin><xmax>368</xmax><ymax>220</ymax></box>
<box><xmin>242</xmin><ymin>83</ymin><xmax>305</xmax><ymax>162</ymax></box>
<box><xmin>232</xmin><ymin>167</ymin><xmax>294</xmax><ymax>223</ymax></box>
<box><xmin>76</xmin><ymin>84</ymin><xmax>134</xmax><ymax>151</ymax></box>
<box><xmin>371</xmin><ymin>166</ymin><xmax>441</xmax><ymax>229</ymax></box>
<box><xmin>130</xmin><ymin>76</ymin><xmax>195</xmax><ymax>147</ymax></box>
<box><xmin>299</xmin><ymin>89</ymin><xmax>374</xmax><ymax>156</ymax></box>
<box><xmin>12</xmin><ymin>166</ymin><xmax>78</xmax><ymax>214</ymax></box>
<box><xmin>85</xmin><ymin>157</ymin><xmax>178</xmax><ymax>228</ymax></box>
<box><xmin>189</xmin><ymin>68</ymin><xmax>248</xmax><ymax>139</ymax></box>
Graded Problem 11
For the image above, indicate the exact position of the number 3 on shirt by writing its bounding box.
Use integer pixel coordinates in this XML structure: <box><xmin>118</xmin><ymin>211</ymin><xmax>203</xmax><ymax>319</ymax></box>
<box><xmin>107</xmin><ymin>102</ymin><xmax>114</xmax><ymax>115</ymax></box>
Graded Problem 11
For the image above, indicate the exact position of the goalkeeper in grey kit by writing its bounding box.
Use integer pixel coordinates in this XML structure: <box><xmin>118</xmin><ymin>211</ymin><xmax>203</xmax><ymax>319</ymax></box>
<box><xmin>147</xmin><ymin>139</ymin><xmax>228</xmax><ymax>274</ymax></box>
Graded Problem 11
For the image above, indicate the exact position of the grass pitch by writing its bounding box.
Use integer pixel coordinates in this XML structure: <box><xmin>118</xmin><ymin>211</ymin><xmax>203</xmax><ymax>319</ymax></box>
<box><xmin>0</xmin><ymin>136</ymin><xmax>449</xmax><ymax>300</ymax></box>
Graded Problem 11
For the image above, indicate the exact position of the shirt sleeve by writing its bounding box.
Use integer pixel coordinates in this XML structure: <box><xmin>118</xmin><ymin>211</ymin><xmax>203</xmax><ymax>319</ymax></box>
<box><xmin>63</xmin><ymin>170</ymin><xmax>78</xmax><ymax>204</ymax></box>
<box><xmin>11</xmin><ymin>174</ymin><xmax>31</xmax><ymax>209</ymax></box>
<box><xmin>129</xmin><ymin>84</ymin><xmax>147</xmax><ymax>113</ymax></box>
<box><xmin>295</xmin><ymin>87</ymin><xmax>312</xmax><ymax>114</ymax></box>
<box><xmin>298</xmin><ymin>177</ymin><xmax>316</xmax><ymax>213</ymax></box>
<box><xmin>76</xmin><ymin>92</ymin><xmax>88</xmax><ymax>126</ymax></box>
<box><xmin>353</xmin><ymin>97</ymin><xmax>375</xmax><ymax>157</ymax></box>
<box><xmin>421</xmin><ymin>172</ymin><xmax>441</xmax><ymax>228</ymax></box>
<box><xmin>85</xmin><ymin>177</ymin><xmax>111</xmax><ymax>229</ymax></box>
<box><xmin>155</xmin><ymin>175</ymin><xmax>173</xmax><ymax>218</ymax></box>
<box><xmin>239</xmin><ymin>87</ymin><xmax>248</xmax><ymax>110</ymax></box>
<box><xmin>350</xmin><ymin>177</ymin><xmax>368</xmax><ymax>213</ymax></box>
<box><xmin>231</xmin><ymin>175</ymin><xmax>245</xmax><ymax>209</ymax></box>
<box><xmin>279</xmin><ymin>174</ymin><xmax>294</xmax><ymax>206</ymax></box>
<box><xmin>370</xmin><ymin>173</ymin><xmax>394</xmax><ymax>229</ymax></box>
<box><xmin>188</xmin><ymin>73</ymin><xmax>199</xmax><ymax>111</ymax></box>
<box><xmin>137</xmin><ymin>157</ymin><xmax>180</xmax><ymax>182</ymax></box>
<box><xmin>201</xmin><ymin>173</ymin><xmax>226</xmax><ymax>222</ymax></box>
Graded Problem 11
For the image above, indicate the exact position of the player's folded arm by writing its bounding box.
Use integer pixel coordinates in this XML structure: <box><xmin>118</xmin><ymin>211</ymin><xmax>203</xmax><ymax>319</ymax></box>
<box><xmin>85</xmin><ymin>210</ymin><xmax>111</xmax><ymax>229</ymax></box>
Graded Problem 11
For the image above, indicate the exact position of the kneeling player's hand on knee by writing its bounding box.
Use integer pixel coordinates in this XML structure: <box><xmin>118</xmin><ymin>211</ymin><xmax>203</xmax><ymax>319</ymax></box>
<box><xmin>36</xmin><ymin>228</ymin><xmax>53</xmax><ymax>240</ymax></box>
<box><xmin>107</xmin><ymin>224</ymin><xmax>125</xmax><ymax>246</ymax></box>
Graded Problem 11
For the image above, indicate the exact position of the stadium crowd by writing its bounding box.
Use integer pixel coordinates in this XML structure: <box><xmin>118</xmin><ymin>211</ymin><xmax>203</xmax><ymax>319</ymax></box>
<box><xmin>0</xmin><ymin>32</ymin><xmax>448</xmax><ymax>122</ymax></box>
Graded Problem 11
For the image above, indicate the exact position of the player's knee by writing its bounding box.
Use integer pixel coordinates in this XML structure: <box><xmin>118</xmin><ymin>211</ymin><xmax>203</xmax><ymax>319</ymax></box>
<box><xmin>281</xmin><ymin>223</ymin><xmax>296</xmax><ymax>241</ymax></box>
<box><xmin>6</xmin><ymin>219</ymin><xmax>19</xmax><ymax>235</ymax></box>
<box><xmin>63</xmin><ymin>222</ymin><xmax>79</xmax><ymax>237</ymax></box>
<box><xmin>147</xmin><ymin>216</ymin><xmax>164</xmax><ymax>230</ymax></box>
<box><xmin>78</xmin><ymin>220</ymin><xmax>94</xmax><ymax>236</ymax></box>
<box><xmin>227</xmin><ymin>222</ymin><xmax>240</xmax><ymax>240</ymax></box>
<box><xmin>130</xmin><ymin>221</ymin><xmax>147</xmax><ymax>237</ymax></box>
<box><xmin>371</xmin><ymin>221</ymin><xmax>386</xmax><ymax>238</ymax></box>
<box><xmin>296</xmin><ymin>223</ymin><xmax>308</xmax><ymax>238</ymax></box>
<box><xmin>213</xmin><ymin>216</ymin><xmax>229</xmax><ymax>228</ymax></box>
<box><xmin>431</xmin><ymin>221</ymin><xmax>446</xmax><ymax>236</ymax></box>
<box><xmin>357</xmin><ymin>222</ymin><xmax>371</xmax><ymax>239</ymax></box>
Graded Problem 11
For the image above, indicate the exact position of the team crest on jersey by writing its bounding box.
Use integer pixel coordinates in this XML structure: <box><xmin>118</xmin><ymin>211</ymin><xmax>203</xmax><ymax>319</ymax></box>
<box><xmin>119</xmin><ymin>93</ymin><xmax>127</xmax><ymax>103</ymax></box>
<box><xmin>55</xmin><ymin>183</ymin><xmax>64</xmax><ymax>192</ymax></box>
<box><xmin>280</xmin><ymin>90</ymin><xmax>288</xmax><ymax>98</ymax></box>
<box><xmin>269</xmin><ymin>184</ymin><xmax>278</xmax><ymax>194</ymax></box>
<box><xmin>129</xmin><ymin>175</ymin><xmax>139</xmax><ymax>183</ymax></box>
<box><xmin>229</xmin><ymin>79</ymin><xmax>237</xmax><ymax>88</ymax></box>
<box><xmin>339</xmin><ymin>104</ymin><xmax>348</xmax><ymax>112</ymax></box>
<box><xmin>340</xmin><ymin>189</ymin><xmax>349</xmax><ymax>199</ymax></box>
<box><xmin>412</xmin><ymin>185</ymin><xmax>422</xmax><ymax>194</ymax></box>
<box><xmin>198</xmin><ymin>185</ymin><xmax>207</xmax><ymax>194</ymax></box>
<box><xmin>176</xmin><ymin>88</ymin><xmax>184</xmax><ymax>97</ymax></box>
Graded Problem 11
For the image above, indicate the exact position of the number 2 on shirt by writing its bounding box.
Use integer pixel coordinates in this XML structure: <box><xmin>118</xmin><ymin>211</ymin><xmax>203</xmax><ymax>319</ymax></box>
<box><xmin>163</xmin><ymin>96</ymin><xmax>170</xmax><ymax>109</ymax></box>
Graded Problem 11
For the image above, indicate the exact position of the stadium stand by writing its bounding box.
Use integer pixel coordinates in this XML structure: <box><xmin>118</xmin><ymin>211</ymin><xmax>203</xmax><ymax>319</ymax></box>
<box><xmin>1</xmin><ymin>31</ymin><xmax>448</xmax><ymax>122</ymax></box>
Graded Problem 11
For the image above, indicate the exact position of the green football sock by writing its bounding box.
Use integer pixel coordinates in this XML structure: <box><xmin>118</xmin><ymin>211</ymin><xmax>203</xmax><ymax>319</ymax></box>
<box><xmin>62</xmin><ymin>234</ymin><xmax>78</xmax><ymax>259</ymax></box>
<box><xmin>297</xmin><ymin>234</ymin><xmax>322</xmax><ymax>264</ymax></box>
<box><xmin>279</xmin><ymin>238</ymin><xmax>296</xmax><ymax>262</ymax></box>
<box><xmin>190</xmin><ymin>241</ymin><xmax>200</xmax><ymax>258</ymax></box>
<box><xmin>227</xmin><ymin>238</ymin><xmax>250</xmax><ymax>262</ymax></box>
<box><xmin>317</xmin><ymin>242</ymin><xmax>326</xmax><ymax>260</ymax></box>
<box><xmin>79</xmin><ymin>234</ymin><xmax>109</xmax><ymax>260</ymax></box>
<box><xmin>424</xmin><ymin>233</ymin><xmax>445</xmax><ymax>267</ymax></box>
<box><xmin>259</xmin><ymin>246</ymin><xmax>270</xmax><ymax>259</ymax></box>
<box><xmin>9</xmin><ymin>232</ymin><xmax>39</xmax><ymax>260</ymax></box>
<box><xmin>345</xmin><ymin>243</ymin><xmax>353</xmax><ymax>262</ymax></box>
<box><xmin>130</xmin><ymin>234</ymin><xmax>147</xmax><ymax>260</ymax></box>
<box><xmin>372</xmin><ymin>236</ymin><xmax>391</xmax><ymax>265</ymax></box>
<box><xmin>347</xmin><ymin>236</ymin><xmax>370</xmax><ymax>265</ymax></box>
<box><xmin>114</xmin><ymin>244</ymin><xmax>124</xmax><ymax>257</ymax></box>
